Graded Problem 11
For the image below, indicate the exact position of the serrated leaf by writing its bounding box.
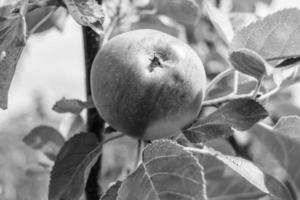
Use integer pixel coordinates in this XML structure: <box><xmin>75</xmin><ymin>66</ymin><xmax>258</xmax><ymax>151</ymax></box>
<box><xmin>184</xmin><ymin>123</ymin><xmax>233</xmax><ymax>143</ymax></box>
<box><xmin>229</xmin><ymin>12</ymin><xmax>258</xmax><ymax>32</ymax></box>
<box><xmin>23</xmin><ymin>125</ymin><xmax>65</xmax><ymax>161</ymax></box>
<box><xmin>52</xmin><ymin>97</ymin><xmax>93</xmax><ymax>114</ymax></box>
<box><xmin>62</xmin><ymin>0</ymin><xmax>104</xmax><ymax>34</ymax></box>
<box><xmin>198</xmin><ymin>146</ymin><xmax>292</xmax><ymax>200</ymax></box>
<box><xmin>229</xmin><ymin>48</ymin><xmax>272</xmax><ymax>79</ymax></box>
<box><xmin>117</xmin><ymin>139</ymin><xmax>207</xmax><ymax>200</ymax></box>
<box><xmin>49</xmin><ymin>132</ymin><xmax>101</xmax><ymax>200</ymax></box>
<box><xmin>151</xmin><ymin>0</ymin><xmax>200</xmax><ymax>26</ymax></box>
<box><xmin>0</xmin><ymin>46</ymin><xmax>23</xmax><ymax>109</ymax></box>
<box><xmin>203</xmin><ymin>98</ymin><xmax>268</xmax><ymax>131</ymax></box>
<box><xmin>100</xmin><ymin>181</ymin><xmax>122</xmax><ymax>200</ymax></box>
<box><xmin>231</xmin><ymin>8</ymin><xmax>300</xmax><ymax>62</ymax></box>
<box><xmin>204</xmin><ymin>1</ymin><xmax>234</xmax><ymax>44</ymax></box>
<box><xmin>251</xmin><ymin>120</ymin><xmax>300</xmax><ymax>191</ymax></box>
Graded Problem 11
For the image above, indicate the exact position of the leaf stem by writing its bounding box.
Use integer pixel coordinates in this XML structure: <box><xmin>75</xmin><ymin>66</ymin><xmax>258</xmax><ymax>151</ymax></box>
<box><xmin>252</xmin><ymin>78</ymin><xmax>263</xmax><ymax>98</ymax></box>
<box><xmin>205</xmin><ymin>68</ymin><xmax>234</xmax><ymax>96</ymax></box>
<box><xmin>203</xmin><ymin>93</ymin><xmax>252</xmax><ymax>107</ymax></box>
<box><xmin>258</xmin><ymin>86</ymin><xmax>280</xmax><ymax>101</ymax></box>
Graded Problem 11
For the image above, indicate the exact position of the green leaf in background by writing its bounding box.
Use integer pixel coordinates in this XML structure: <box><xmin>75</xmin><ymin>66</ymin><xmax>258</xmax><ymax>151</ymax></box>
<box><xmin>62</xmin><ymin>0</ymin><xmax>104</xmax><ymax>34</ymax></box>
<box><xmin>100</xmin><ymin>181</ymin><xmax>122</xmax><ymax>200</ymax></box>
<box><xmin>49</xmin><ymin>132</ymin><xmax>101</xmax><ymax>200</ymax></box>
<box><xmin>204</xmin><ymin>1</ymin><xmax>234</xmax><ymax>45</ymax></box>
<box><xmin>188</xmin><ymin>145</ymin><xmax>293</xmax><ymax>200</ymax></box>
<box><xmin>231</xmin><ymin>8</ymin><xmax>300</xmax><ymax>61</ymax></box>
<box><xmin>151</xmin><ymin>0</ymin><xmax>200</xmax><ymax>26</ymax></box>
<box><xmin>0</xmin><ymin>46</ymin><xmax>23</xmax><ymax>109</ymax></box>
<box><xmin>52</xmin><ymin>97</ymin><xmax>94</xmax><ymax>114</ymax></box>
<box><xmin>23</xmin><ymin>125</ymin><xmax>65</xmax><ymax>161</ymax></box>
<box><xmin>229</xmin><ymin>48</ymin><xmax>272</xmax><ymax>79</ymax></box>
<box><xmin>229</xmin><ymin>12</ymin><xmax>258</xmax><ymax>32</ymax></box>
<box><xmin>0</xmin><ymin>14</ymin><xmax>26</xmax><ymax>52</ymax></box>
<box><xmin>117</xmin><ymin>140</ymin><xmax>207</xmax><ymax>200</ymax></box>
<box><xmin>251</xmin><ymin>117</ymin><xmax>300</xmax><ymax>194</ymax></box>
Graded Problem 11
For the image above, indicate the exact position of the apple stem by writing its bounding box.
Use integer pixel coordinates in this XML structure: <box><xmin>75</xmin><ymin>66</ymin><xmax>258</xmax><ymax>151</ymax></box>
<box><xmin>149</xmin><ymin>54</ymin><xmax>162</xmax><ymax>72</ymax></box>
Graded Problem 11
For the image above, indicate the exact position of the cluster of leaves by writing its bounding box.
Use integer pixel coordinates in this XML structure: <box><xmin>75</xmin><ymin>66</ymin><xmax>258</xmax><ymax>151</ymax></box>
<box><xmin>2</xmin><ymin>0</ymin><xmax>300</xmax><ymax>200</ymax></box>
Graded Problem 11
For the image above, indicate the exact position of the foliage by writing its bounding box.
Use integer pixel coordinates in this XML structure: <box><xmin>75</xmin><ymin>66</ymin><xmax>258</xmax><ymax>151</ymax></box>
<box><xmin>1</xmin><ymin>0</ymin><xmax>300</xmax><ymax>200</ymax></box>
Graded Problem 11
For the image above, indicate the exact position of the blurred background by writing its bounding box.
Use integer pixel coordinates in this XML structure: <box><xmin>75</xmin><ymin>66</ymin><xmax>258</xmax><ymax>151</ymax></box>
<box><xmin>1</xmin><ymin>0</ymin><xmax>300</xmax><ymax>199</ymax></box>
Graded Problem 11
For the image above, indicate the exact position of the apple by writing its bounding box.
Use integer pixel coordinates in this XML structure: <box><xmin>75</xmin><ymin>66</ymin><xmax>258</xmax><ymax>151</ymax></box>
<box><xmin>91</xmin><ymin>29</ymin><xmax>206</xmax><ymax>140</ymax></box>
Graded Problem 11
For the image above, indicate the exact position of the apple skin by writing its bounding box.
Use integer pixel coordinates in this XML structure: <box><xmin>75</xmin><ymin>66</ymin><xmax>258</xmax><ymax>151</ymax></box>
<box><xmin>91</xmin><ymin>29</ymin><xmax>206</xmax><ymax>140</ymax></box>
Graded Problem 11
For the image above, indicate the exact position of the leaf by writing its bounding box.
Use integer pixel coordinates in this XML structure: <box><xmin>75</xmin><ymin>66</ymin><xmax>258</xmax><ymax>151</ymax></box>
<box><xmin>62</xmin><ymin>0</ymin><xmax>104</xmax><ymax>34</ymax></box>
<box><xmin>275</xmin><ymin>57</ymin><xmax>300</xmax><ymax>68</ymax></box>
<box><xmin>49</xmin><ymin>132</ymin><xmax>101</xmax><ymax>200</ymax></box>
<box><xmin>0</xmin><ymin>14</ymin><xmax>26</xmax><ymax>52</ymax></box>
<box><xmin>273</xmin><ymin>116</ymin><xmax>300</xmax><ymax>143</ymax></box>
<box><xmin>52</xmin><ymin>97</ymin><xmax>93</xmax><ymax>114</ymax></box>
<box><xmin>229</xmin><ymin>12</ymin><xmax>258</xmax><ymax>32</ymax></box>
<box><xmin>117</xmin><ymin>139</ymin><xmax>207</xmax><ymax>200</ymax></box>
<box><xmin>251</xmin><ymin>121</ymin><xmax>300</xmax><ymax>190</ymax></box>
<box><xmin>229</xmin><ymin>48</ymin><xmax>272</xmax><ymax>79</ymax></box>
<box><xmin>101</xmin><ymin>181</ymin><xmax>122</xmax><ymax>200</ymax></box>
<box><xmin>23</xmin><ymin>125</ymin><xmax>65</xmax><ymax>161</ymax></box>
<box><xmin>273</xmin><ymin>65</ymin><xmax>300</xmax><ymax>87</ymax></box>
<box><xmin>204</xmin><ymin>1</ymin><xmax>234</xmax><ymax>44</ymax></box>
<box><xmin>184</xmin><ymin>123</ymin><xmax>233</xmax><ymax>143</ymax></box>
<box><xmin>203</xmin><ymin>98</ymin><xmax>268</xmax><ymax>131</ymax></box>
<box><xmin>0</xmin><ymin>46</ymin><xmax>23</xmax><ymax>109</ymax></box>
<box><xmin>231</xmin><ymin>8</ymin><xmax>300</xmax><ymax>61</ymax></box>
<box><xmin>198</xmin><ymin>146</ymin><xmax>293</xmax><ymax>200</ymax></box>
<box><xmin>151</xmin><ymin>0</ymin><xmax>200</xmax><ymax>26</ymax></box>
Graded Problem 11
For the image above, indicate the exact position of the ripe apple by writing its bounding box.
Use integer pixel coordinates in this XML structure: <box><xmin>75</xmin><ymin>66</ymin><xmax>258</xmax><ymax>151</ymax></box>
<box><xmin>91</xmin><ymin>29</ymin><xmax>206</xmax><ymax>140</ymax></box>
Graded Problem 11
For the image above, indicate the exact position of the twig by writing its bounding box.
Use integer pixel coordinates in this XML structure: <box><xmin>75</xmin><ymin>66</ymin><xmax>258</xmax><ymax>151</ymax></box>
<box><xmin>205</xmin><ymin>68</ymin><xmax>234</xmax><ymax>95</ymax></box>
<box><xmin>134</xmin><ymin>139</ymin><xmax>143</xmax><ymax>169</ymax></box>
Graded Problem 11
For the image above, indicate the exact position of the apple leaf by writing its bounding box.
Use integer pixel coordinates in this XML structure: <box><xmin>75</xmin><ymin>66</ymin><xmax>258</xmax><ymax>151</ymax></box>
<box><xmin>194</xmin><ymin>145</ymin><xmax>293</xmax><ymax>200</ymax></box>
<box><xmin>202</xmin><ymin>98</ymin><xmax>268</xmax><ymax>131</ymax></box>
<box><xmin>52</xmin><ymin>97</ymin><xmax>94</xmax><ymax>114</ymax></box>
<box><xmin>184</xmin><ymin>123</ymin><xmax>233</xmax><ymax>143</ymax></box>
<box><xmin>275</xmin><ymin>57</ymin><xmax>300</xmax><ymax>68</ymax></box>
<box><xmin>184</xmin><ymin>98</ymin><xmax>267</xmax><ymax>143</ymax></box>
<box><xmin>251</xmin><ymin>118</ymin><xmax>300</xmax><ymax>190</ymax></box>
<box><xmin>204</xmin><ymin>1</ymin><xmax>234</xmax><ymax>45</ymax></box>
<box><xmin>23</xmin><ymin>125</ymin><xmax>65</xmax><ymax>161</ymax></box>
<box><xmin>151</xmin><ymin>0</ymin><xmax>200</xmax><ymax>26</ymax></box>
<box><xmin>229</xmin><ymin>48</ymin><xmax>272</xmax><ymax>79</ymax></box>
<box><xmin>49</xmin><ymin>132</ymin><xmax>101</xmax><ymax>200</ymax></box>
<box><xmin>100</xmin><ymin>181</ymin><xmax>122</xmax><ymax>200</ymax></box>
<box><xmin>62</xmin><ymin>0</ymin><xmax>104</xmax><ymax>35</ymax></box>
<box><xmin>0</xmin><ymin>46</ymin><xmax>23</xmax><ymax>109</ymax></box>
<box><xmin>273</xmin><ymin>66</ymin><xmax>300</xmax><ymax>87</ymax></box>
<box><xmin>231</xmin><ymin>8</ymin><xmax>300</xmax><ymax>61</ymax></box>
<box><xmin>229</xmin><ymin>12</ymin><xmax>258</xmax><ymax>32</ymax></box>
<box><xmin>0</xmin><ymin>14</ymin><xmax>26</xmax><ymax>51</ymax></box>
<box><xmin>117</xmin><ymin>140</ymin><xmax>207</xmax><ymax>200</ymax></box>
